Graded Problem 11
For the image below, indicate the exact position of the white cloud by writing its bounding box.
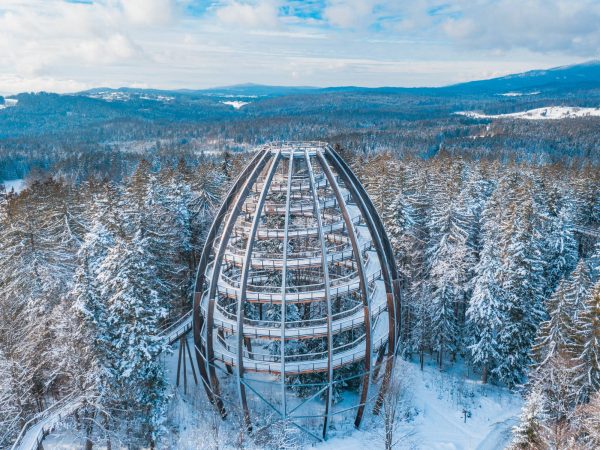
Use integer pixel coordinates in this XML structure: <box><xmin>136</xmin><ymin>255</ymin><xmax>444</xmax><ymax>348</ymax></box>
<box><xmin>75</xmin><ymin>33</ymin><xmax>141</xmax><ymax>65</ymax></box>
<box><xmin>440</xmin><ymin>0</ymin><xmax>600</xmax><ymax>56</ymax></box>
<box><xmin>121</xmin><ymin>0</ymin><xmax>178</xmax><ymax>26</ymax></box>
<box><xmin>0</xmin><ymin>0</ymin><xmax>595</xmax><ymax>94</ymax></box>
<box><xmin>323</xmin><ymin>0</ymin><xmax>377</xmax><ymax>29</ymax></box>
<box><xmin>0</xmin><ymin>1</ymin><xmax>149</xmax><ymax>73</ymax></box>
<box><xmin>0</xmin><ymin>74</ymin><xmax>90</xmax><ymax>94</ymax></box>
<box><xmin>214</xmin><ymin>0</ymin><xmax>281</xmax><ymax>29</ymax></box>
<box><xmin>0</xmin><ymin>0</ymin><xmax>182</xmax><ymax>92</ymax></box>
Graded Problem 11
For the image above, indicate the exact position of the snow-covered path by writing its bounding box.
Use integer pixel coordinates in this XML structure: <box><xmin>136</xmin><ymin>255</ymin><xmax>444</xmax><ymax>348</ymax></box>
<box><xmin>315</xmin><ymin>359</ymin><xmax>522</xmax><ymax>450</ymax></box>
<box><xmin>475</xmin><ymin>417</ymin><xmax>518</xmax><ymax>450</ymax></box>
<box><xmin>11</xmin><ymin>398</ymin><xmax>82</xmax><ymax>450</ymax></box>
<box><xmin>12</xmin><ymin>316</ymin><xmax>191</xmax><ymax>450</ymax></box>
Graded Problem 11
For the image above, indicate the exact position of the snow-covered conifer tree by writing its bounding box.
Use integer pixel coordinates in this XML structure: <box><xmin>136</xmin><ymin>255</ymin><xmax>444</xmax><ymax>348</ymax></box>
<box><xmin>0</xmin><ymin>350</ymin><xmax>22</xmax><ymax>446</ymax></box>
<box><xmin>427</xmin><ymin>205</ymin><xmax>471</xmax><ymax>366</ymax></box>
<box><xmin>96</xmin><ymin>232</ymin><xmax>170</xmax><ymax>445</ymax></box>
<box><xmin>572</xmin><ymin>280</ymin><xmax>600</xmax><ymax>403</ymax></box>
<box><xmin>538</xmin><ymin>186</ymin><xmax>578</xmax><ymax>297</ymax></box>
<box><xmin>533</xmin><ymin>259</ymin><xmax>592</xmax><ymax>367</ymax></box>
<box><xmin>495</xmin><ymin>192</ymin><xmax>546</xmax><ymax>386</ymax></box>
<box><xmin>509</xmin><ymin>385</ymin><xmax>549</xmax><ymax>449</ymax></box>
<box><xmin>467</xmin><ymin>186</ymin><xmax>503</xmax><ymax>383</ymax></box>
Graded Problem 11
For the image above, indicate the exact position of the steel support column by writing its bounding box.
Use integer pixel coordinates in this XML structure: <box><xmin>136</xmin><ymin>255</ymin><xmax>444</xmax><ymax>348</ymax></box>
<box><xmin>305</xmin><ymin>149</ymin><xmax>334</xmax><ymax>440</ymax></box>
<box><xmin>280</xmin><ymin>149</ymin><xmax>295</xmax><ymax>418</ymax></box>
<box><xmin>323</xmin><ymin>145</ymin><xmax>400</xmax><ymax>414</ymax></box>
<box><xmin>236</xmin><ymin>151</ymin><xmax>282</xmax><ymax>429</ymax></box>
<box><xmin>192</xmin><ymin>149</ymin><xmax>266</xmax><ymax>407</ymax></box>
<box><xmin>315</xmin><ymin>150</ymin><xmax>372</xmax><ymax>428</ymax></box>
<box><xmin>203</xmin><ymin>150</ymin><xmax>273</xmax><ymax>417</ymax></box>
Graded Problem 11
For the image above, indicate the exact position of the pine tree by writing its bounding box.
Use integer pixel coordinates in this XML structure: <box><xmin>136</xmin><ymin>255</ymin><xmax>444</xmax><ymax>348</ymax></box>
<box><xmin>495</xmin><ymin>194</ymin><xmax>546</xmax><ymax>387</ymax></box>
<box><xmin>69</xmin><ymin>217</ymin><xmax>118</xmax><ymax>447</ymax></box>
<box><xmin>426</xmin><ymin>196</ymin><xmax>473</xmax><ymax>367</ymax></box>
<box><xmin>385</xmin><ymin>191</ymin><xmax>419</xmax><ymax>350</ymax></box>
<box><xmin>509</xmin><ymin>385</ymin><xmax>549</xmax><ymax>450</ymax></box>
<box><xmin>0</xmin><ymin>349</ymin><xmax>22</xmax><ymax>446</ymax></box>
<box><xmin>533</xmin><ymin>260</ymin><xmax>592</xmax><ymax>367</ymax></box>
<box><xmin>96</xmin><ymin>232</ymin><xmax>170</xmax><ymax>445</ymax></box>
<box><xmin>184</xmin><ymin>160</ymin><xmax>224</xmax><ymax>254</ymax></box>
<box><xmin>534</xmin><ymin>283</ymin><xmax>570</xmax><ymax>367</ymax></box>
<box><xmin>410</xmin><ymin>282</ymin><xmax>433</xmax><ymax>371</ymax></box>
<box><xmin>467</xmin><ymin>187</ymin><xmax>503</xmax><ymax>383</ymax></box>
<box><xmin>538</xmin><ymin>186</ymin><xmax>578</xmax><ymax>297</ymax></box>
<box><xmin>400</xmin><ymin>162</ymin><xmax>433</xmax><ymax>363</ymax></box>
<box><xmin>572</xmin><ymin>391</ymin><xmax>600</xmax><ymax>447</ymax></box>
<box><xmin>571</xmin><ymin>167</ymin><xmax>600</xmax><ymax>258</ymax></box>
<box><xmin>73</xmin><ymin>220</ymin><xmax>115</xmax><ymax>330</ymax></box>
<box><xmin>0</xmin><ymin>180</ymin><xmax>83</xmax><ymax>410</ymax></box>
<box><xmin>572</xmin><ymin>280</ymin><xmax>600</xmax><ymax>404</ymax></box>
<box><xmin>562</xmin><ymin>259</ymin><xmax>593</xmax><ymax>322</ymax></box>
<box><xmin>360</xmin><ymin>152</ymin><xmax>403</xmax><ymax>214</ymax></box>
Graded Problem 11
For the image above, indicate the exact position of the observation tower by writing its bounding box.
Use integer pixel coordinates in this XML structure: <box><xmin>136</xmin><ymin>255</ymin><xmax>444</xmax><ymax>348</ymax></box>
<box><xmin>192</xmin><ymin>142</ymin><xmax>400</xmax><ymax>441</ymax></box>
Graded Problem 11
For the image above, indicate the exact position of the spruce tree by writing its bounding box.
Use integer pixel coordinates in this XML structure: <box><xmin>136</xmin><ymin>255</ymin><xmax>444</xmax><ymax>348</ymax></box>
<box><xmin>495</xmin><ymin>194</ymin><xmax>545</xmax><ymax>386</ymax></box>
<box><xmin>509</xmin><ymin>385</ymin><xmax>549</xmax><ymax>450</ymax></box>
<box><xmin>427</xmin><ymin>197</ymin><xmax>472</xmax><ymax>367</ymax></box>
<box><xmin>467</xmin><ymin>187</ymin><xmax>503</xmax><ymax>383</ymax></box>
<box><xmin>96</xmin><ymin>232</ymin><xmax>170</xmax><ymax>445</ymax></box>
<box><xmin>0</xmin><ymin>349</ymin><xmax>22</xmax><ymax>446</ymax></box>
<box><xmin>538</xmin><ymin>187</ymin><xmax>578</xmax><ymax>297</ymax></box>
<box><xmin>572</xmin><ymin>280</ymin><xmax>600</xmax><ymax>403</ymax></box>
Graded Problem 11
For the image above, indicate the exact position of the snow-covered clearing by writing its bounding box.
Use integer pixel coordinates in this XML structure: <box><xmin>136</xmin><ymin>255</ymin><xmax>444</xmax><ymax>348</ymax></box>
<box><xmin>221</xmin><ymin>100</ymin><xmax>250</xmax><ymax>109</ymax></box>
<box><xmin>85</xmin><ymin>91</ymin><xmax>132</xmax><ymax>102</ymax></box>
<box><xmin>317</xmin><ymin>359</ymin><xmax>521</xmax><ymax>450</ymax></box>
<box><xmin>84</xmin><ymin>91</ymin><xmax>174</xmax><ymax>103</ymax></box>
<box><xmin>455</xmin><ymin>106</ymin><xmax>600</xmax><ymax>120</ymax></box>
<box><xmin>0</xmin><ymin>98</ymin><xmax>18</xmax><ymax>110</ymax></box>
<box><xmin>2</xmin><ymin>179</ymin><xmax>26</xmax><ymax>193</ymax></box>
<box><xmin>42</xmin><ymin>348</ymin><xmax>521</xmax><ymax>450</ymax></box>
<box><xmin>498</xmin><ymin>92</ymin><xmax>540</xmax><ymax>97</ymax></box>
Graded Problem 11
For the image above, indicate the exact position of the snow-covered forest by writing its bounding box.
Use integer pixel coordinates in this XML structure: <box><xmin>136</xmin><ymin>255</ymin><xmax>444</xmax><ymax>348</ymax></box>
<box><xmin>1</xmin><ymin>148</ymin><xmax>599</xmax><ymax>449</ymax></box>
<box><xmin>355</xmin><ymin>150</ymin><xmax>600</xmax><ymax>449</ymax></box>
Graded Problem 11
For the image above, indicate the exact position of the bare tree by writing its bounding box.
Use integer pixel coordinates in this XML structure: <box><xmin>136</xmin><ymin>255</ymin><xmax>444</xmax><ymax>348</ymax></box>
<box><xmin>379</xmin><ymin>362</ymin><xmax>415</xmax><ymax>450</ymax></box>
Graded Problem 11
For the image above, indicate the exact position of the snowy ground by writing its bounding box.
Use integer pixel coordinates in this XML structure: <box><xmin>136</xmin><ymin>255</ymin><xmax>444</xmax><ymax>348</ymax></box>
<box><xmin>221</xmin><ymin>100</ymin><xmax>251</xmax><ymax>109</ymax></box>
<box><xmin>315</xmin><ymin>359</ymin><xmax>521</xmax><ymax>450</ymax></box>
<box><xmin>42</xmin><ymin>346</ymin><xmax>521</xmax><ymax>450</ymax></box>
<box><xmin>2</xmin><ymin>178</ymin><xmax>26</xmax><ymax>193</ymax></box>
<box><xmin>0</xmin><ymin>98</ymin><xmax>18</xmax><ymax>110</ymax></box>
<box><xmin>84</xmin><ymin>91</ymin><xmax>174</xmax><ymax>103</ymax></box>
<box><xmin>498</xmin><ymin>92</ymin><xmax>540</xmax><ymax>97</ymax></box>
<box><xmin>455</xmin><ymin>106</ymin><xmax>600</xmax><ymax>120</ymax></box>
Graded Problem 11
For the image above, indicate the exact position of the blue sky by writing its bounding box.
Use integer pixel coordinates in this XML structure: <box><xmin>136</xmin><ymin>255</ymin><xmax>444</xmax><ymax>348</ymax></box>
<box><xmin>0</xmin><ymin>0</ymin><xmax>598</xmax><ymax>94</ymax></box>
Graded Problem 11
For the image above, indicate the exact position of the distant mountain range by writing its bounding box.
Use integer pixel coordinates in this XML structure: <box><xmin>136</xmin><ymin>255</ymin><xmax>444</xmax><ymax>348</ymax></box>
<box><xmin>442</xmin><ymin>60</ymin><xmax>600</xmax><ymax>95</ymax></box>
<box><xmin>1</xmin><ymin>60</ymin><xmax>600</xmax><ymax>140</ymax></box>
<box><xmin>71</xmin><ymin>60</ymin><xmax>600</xmax><ymax>99</ymax></box>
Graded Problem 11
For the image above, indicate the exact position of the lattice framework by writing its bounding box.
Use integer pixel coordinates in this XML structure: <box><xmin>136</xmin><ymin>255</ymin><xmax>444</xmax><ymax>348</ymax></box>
<box><xmin>192</xmin><ymin>142</ymin><xmax>400</xmax><ymax>441</ymax></box>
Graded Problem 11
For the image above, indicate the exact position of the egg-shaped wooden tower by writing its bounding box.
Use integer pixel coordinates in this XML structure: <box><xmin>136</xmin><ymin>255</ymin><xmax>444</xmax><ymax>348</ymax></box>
<box><xmin>192</xmin><ymin>142</ymin><xmax>400</xmax><ymax>441</ymax></box>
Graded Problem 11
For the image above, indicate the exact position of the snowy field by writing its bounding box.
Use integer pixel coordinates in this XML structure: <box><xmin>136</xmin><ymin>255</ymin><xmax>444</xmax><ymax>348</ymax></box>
<box><xmin>2</xmin><ymin>178</ymin><xmax>26</xmax><ymax>193</ymax></box>
<box><xmin>221</xmin><ymin>100</ymin><xmax>251</xmax><ymax>109</ymax></box>
<box><xmin>42</xmin><ymin>346</ymin><xmax>521</xmax><ymax>450</ymax></box>
<box><xmin>316</xmin><ymin>359</ymin><xmax>521</xmax><ymax>450</ymax></box>
<box><xmin>455</xmin><ymin>106</ymin><xmax>600</xmax><ymax>120</ymax></box>
<box><xmin>498</xmin><ymin>92</ymin><xmax>540</xmax><ymax>97</ymax></box>
<box><xmin>0</xmin><ymin>98</ymin><xmax>18</xmax><ymax>110</ymax></box>
<box><xmin>84</xmin><ymin>91</ymin><xmax>174</xmax><ymax>103</ymax></box>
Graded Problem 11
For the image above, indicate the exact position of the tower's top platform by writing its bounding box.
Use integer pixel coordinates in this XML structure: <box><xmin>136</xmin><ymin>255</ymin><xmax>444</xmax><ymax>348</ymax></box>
<box><xmin>261</xmin><ymin>140</ymin><xmax>329</xmax><ymax>157</ymax></box>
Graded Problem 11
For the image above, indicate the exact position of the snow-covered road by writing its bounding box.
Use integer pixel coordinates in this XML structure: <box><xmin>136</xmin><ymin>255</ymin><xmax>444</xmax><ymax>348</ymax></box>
<box><xmin>476</xmin><ymin>417</ymin><xmax>518</xmax><ymax>450</ymax></box>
